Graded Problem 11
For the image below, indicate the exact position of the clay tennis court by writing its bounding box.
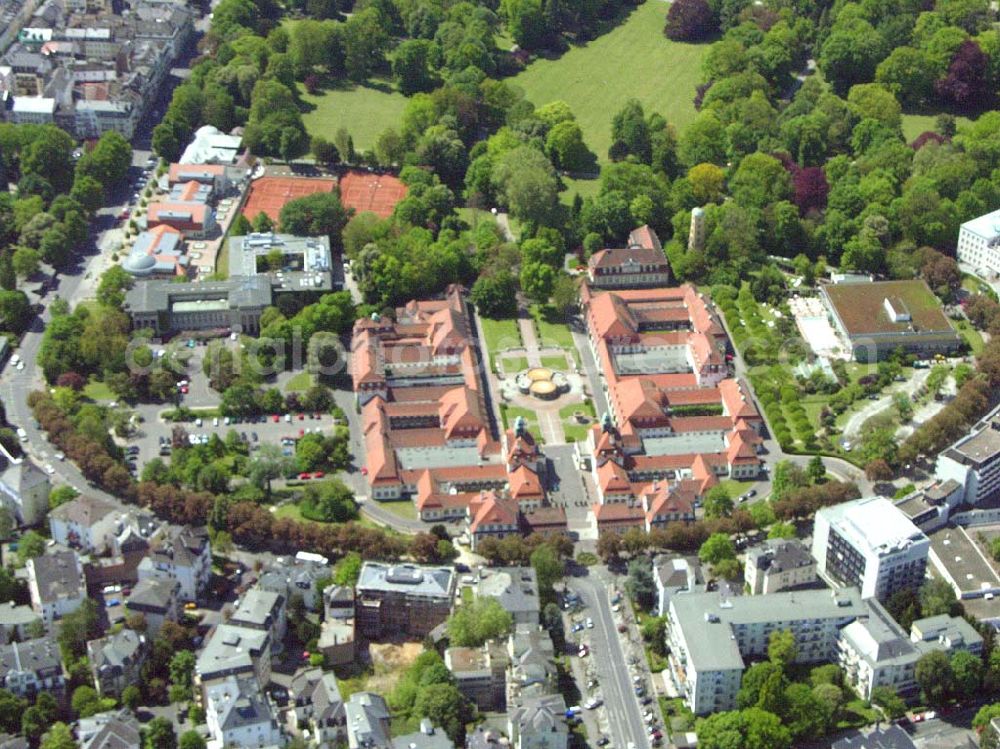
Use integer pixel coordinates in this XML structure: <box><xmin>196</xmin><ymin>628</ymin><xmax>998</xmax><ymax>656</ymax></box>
<box><xmin>242</xmin><ymin>176</ymin><xmax>337</xmax><ymax>222</ymax></box>
<box><xmin>339</xmin><ymin>170</ymin><xmax>407</xmax><ymax>219</ymax></box>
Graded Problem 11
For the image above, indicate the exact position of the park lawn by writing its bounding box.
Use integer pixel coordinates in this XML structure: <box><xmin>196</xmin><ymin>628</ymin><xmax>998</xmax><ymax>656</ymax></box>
<box><xmin>718</xmin><ymin>479</ymin><xmax>757</xmax><ymax>499</ymax></box>
<box><xmin>298</xmin><ymin>80</ymin><xmax>409</xmax><ymax>153</ymax></box>
<box><xmin>835</xmin><ymin>698</ymin><xmax>881</xmax><ymax>730</ymax></box>
<box><xmin>501</xmin><ymin>355</ymin><xmax>530</xmax><ymax>374</ymax></box>
<box><xmin>900</xmin><ymin>113</ymin><xmax>971</xmax><ymax>142</ymax></box>
<box><xmin>561</xmin><ymin>175</ymin><xmax>601</xmax><ymax>205</ymax></box>
<box><xmin>479</xmin><ymin>316</ymin><xmax>522</xmax><ymax>353</ymax></box>
<box><xmin>560</xmin><ymin>401</ymin><xmax>596</xmax><ymax>442</ymax></box>
<box><xmin>456</xmin><ymin>207</ymin><xmax>503</xmax><ymax>234</ymax></box>
<box><xmin>510</xmin><ymin>0</ymin><xmax>708</xmax><ymax>160</ymax></box>
<box><xmin>954</xmin><ymin>318</ymin><xmax>984</xmax><ymax>355</ymax></box>
<box><xmin>285</xmin><ymin>371</ymin><xmax>314</xmax><ymax>392</ymax></box>
<box><xmin>801</xmin><ymin>395</ymin><xmax>830</xmax><ymax>429</ymax></box>
<box><xmin>501</xmin><ymin>404</ymin><xmax>540</xmax><ymax>434</ymax></box>
<box><xmin>962</xmin><ymin>273</ymin><xmax>999</xmax><ymax>301</ymax></box>
<box><xmin>273</xmin><ymin>502</ymin><xmax>311</xmax><ymax>523</ymax></box>
<box><xmin>541</xmin><ymin>354</ymin><xmax>571</xmax><ymax>370</ymax></box>
<box><xmin>83</xmin><ymin>379</ymin><xmax>115</xmax><ymax>402</ymax></box>
<box><xmin>530</xmin><ymin>304</ymin><xmax>575</xmax><ymax>349</ymax></box>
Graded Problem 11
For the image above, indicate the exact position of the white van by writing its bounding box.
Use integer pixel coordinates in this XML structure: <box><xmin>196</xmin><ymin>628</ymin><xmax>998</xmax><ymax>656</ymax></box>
<box><xmin>16</xmin><ymin>427</ymin><xmax>27</xmax><ymax>442</ymax></box>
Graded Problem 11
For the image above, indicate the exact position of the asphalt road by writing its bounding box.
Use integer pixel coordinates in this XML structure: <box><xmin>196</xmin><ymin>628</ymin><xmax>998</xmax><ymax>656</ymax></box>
<box><xmin>570</xmin><ymin>573</ymin><xmax>649</xmax><ymax>749</ymax></box>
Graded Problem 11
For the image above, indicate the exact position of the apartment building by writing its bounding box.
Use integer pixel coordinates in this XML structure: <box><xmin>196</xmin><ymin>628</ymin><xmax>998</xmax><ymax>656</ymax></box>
<box><xmin>205</xmin><ymin>675</ymin><xmax>283</xmax><ymax>749</ymax></box>
<box><xmin>666</xmin><ymin>588</ymin><xmax>865</xmax><ymax>714</ymax></box>
<box><xmin>86</xmin><ymin>629</ymin><xmax>146</xmax><ymax>697</ymax></box>
<box><xmin>26</xmin><ymin>550</ymin><xmax>85</xmax><ymax>626</ymax></box>
<box><xmin>355</xmin><ymin>562</ymin><xmax>454</xmax><ymax>639</ymax></box>
<box><xmin>229</xmin><ymin>586</ymin><xmax>287</xmax><ymax>646</ymax></box>
<box><xmin>445</xmin><ymin>643</ymin><xmax>507</xmax><ymax>712</ymax></box>
<box><xmin>838</xmin><ymin>599</ymin><xmax>982</xmax><ymax>701</ymax></box>
<box><xmin>0</xmin><ymin>637</ymin><xmax>63</xmax><ymax>697</ymax></box>
<box><xmin>469</xmin><ymin>566</ymin><xmax>540</xmax><ymax>626</ymax></box>
<box><xmin>937</xmin><ymin>418</ymin><xmax>1000</xmax><ymax>506</ymax></box>
<box><xmin>813</xmin><ymin>497</ymin><xmax>930</xmax><ymax>601</ymax></box>
<box><xmin>48</xmin><ymin>495</ymin><xmax>119</xmax><ymax>552</ymax></box>
<box><xmin>195</xmin><ymin>624</ymin><xmax>271</xmax><ymax>690</ymax></box>
<box><xmin>286</xmin><ymin>667</ymin><xmax>346</xmax><ymax>745</ymax></box>
<box><xmin>135</xmin><ymin>525</ymin><xmax>211</xmax><ymax>601</ymax></box>
<box><xmin>744</xmin><ymin>538</ymin><xmax>816</xmax><ymax>595</ymax></box>
<box><xmin>587</xmin><ymin>225</ymin><xmax>671</xmax><ymax>289</ymax></box>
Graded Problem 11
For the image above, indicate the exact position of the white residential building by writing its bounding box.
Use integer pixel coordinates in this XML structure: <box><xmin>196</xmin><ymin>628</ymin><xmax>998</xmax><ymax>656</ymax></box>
<box><xmin>26</xmin><ymin>550</ymin><xmax>85</xmax><ymax>627</ymax></box>
<box><xmin>48</xmin><ymin>495</ymin><xmax>119</xmax><ymax>552</ymax></box>
<box><xmin>957</xmin><ymin>209</ymin><xmax>1000</xmax><ymax>277</ymax></box>
<box><xmin>744</xmin><ymin>538</ymin><xmax>816</xmax><ymax>595</ymax></box>
<box><xmin>936</xmin><ymin>418</ymin><xmax>1000</xmax><ymax>506</ymax></box>
<box><xmin>812</xmin><ymin>497</ymin><xmax>929</xmax><ymax>601</ymax></box>
<box><xmin>136</xmin><ymin>525</ymin><xmax>210</xmax><ymax>601</ymax></box>
<box><xmin>205</xmin><ymin>675</ymin><xmax>282</xmax><ymax>749</ymax></box>
<box><xmin>838</xmin><ymin>600</ymin><xmax>982</xmax><ymax>701</ymax></box>
<box><xmin>666</xmin><ymin>588</ymin><xmax>866</xmax><ymax>715</ymax></box>
<box><xmin>229</xmin><ymin>586</ymin><xmax>287</xmax><ymax>646</ymax></box>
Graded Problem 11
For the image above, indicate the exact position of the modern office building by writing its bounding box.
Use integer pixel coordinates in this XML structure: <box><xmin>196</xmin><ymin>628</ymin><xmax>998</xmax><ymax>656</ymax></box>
<box><xmin>229</xmin><ymin>232</ymin><xmax>334</xmax><ymax>293</ymax></box>
<box><xmin>124</xmin><ymin>276</ymin><xmax>272</xmax><ymax>337</ymax></box>
<box><xmin>812</xmin><ymin>497</ymin><xmax>930</xmax><ymax>601</ymax></box>
<box><xmin>355</xmin><ymin>563</ymin><xmax>455</xmax><ymax>638</ymax></box>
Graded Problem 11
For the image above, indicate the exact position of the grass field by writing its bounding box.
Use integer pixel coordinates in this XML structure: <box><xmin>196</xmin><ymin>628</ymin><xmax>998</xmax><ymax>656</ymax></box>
<box><xmin>216</xmin><ymin>238</ymin><xmax>230</xmax><ymax>277</ymax></box>
<box><xmin>284</xmin><ymin>371</ymin><xmax>314</xmax><ymax>392</ymax></box>
<box><xmin>560</xmin><ymin>401</ymin><xmax>596</xmax><ymax>442</ymax></box>
<box><xmin>541</xmin><ymin>354</ymin><xmax>571</xmax><ymax>370</ymax></box>
<box><xmin>901</xmin><ymin>113</ymin><xmax>971</xmax><ymax>142</ymax></box>
<box><xmin>500</xmin><ymin>404</ymin><xmax>541</xmax><ymax>435</ymax></box>
<box><xmin>530</xmin><ymin>305</ymin><xmax>577</xmax><ymax>353</ymax></box>
<box><xmin>479</xmin><ymin>316</ymin><xmax>522</xmax><ymax>353</ymax></box>
<box><xmin>510</xmin><ymin>0</ymin><xmax>708</xmax><ymax>160</ymax></box>
<box><xmin>298</xmin><ymin>80</ymin><xmax>409</xmax><ymax>153</ymax></box>
<box><xmin>501</xmin><ymin>355</ymin><xmax>530</xmax><ymax>373</ymax></box>
<box><xmin>955</xmin><ymin>318</ymin><xmax>985</xmax><ymax>355</ymax></box>
<box><xmin>83</xmin><ymin>380</ymin><xmax>115</xmax><ymax>402</ymax></box>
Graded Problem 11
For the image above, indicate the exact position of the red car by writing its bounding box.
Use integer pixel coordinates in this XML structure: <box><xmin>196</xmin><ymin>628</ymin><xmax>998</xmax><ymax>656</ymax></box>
<box><xmin>312</xmin><ymin>471</ymin><xmax>325</xmax><ymax>479</ymax></box>
<box><xmin>298</xmin><ymin>472</ymin><xmax>311</xmax><ymax>480</ymax></box>
<box><xmin>272</xmin><ymin>414</ymin><xmax>280</xmax><ymax>423</ymax></box>
<box><xmin>298</xmin><ymin>428</ymin><xmax>304</xmax><ymax>437</ymax></box>
<box><xmin>119</xmin><ymin>209</ymin><xmax>130</xmax><ymax>219</ymax></box>
<box><xmin>361</xmin><ymin>467</ymin><xmax>368</xmax><ymax>476</ymax></box>
<box><xmin>179</xmin><ymin>386</ymin><xmax>189</xmax><ymax>394</ymax></box>
<box><xmin>298</xmin><ymin>413</ymin><xmax>305</xmax><ymax>420</ymax></box>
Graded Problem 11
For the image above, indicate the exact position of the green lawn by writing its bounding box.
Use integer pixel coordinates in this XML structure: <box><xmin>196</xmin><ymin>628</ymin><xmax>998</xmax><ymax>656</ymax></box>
<box><xmin>378</xmin><ymin>499</ymin><xmax>418</xmax><ymax>522</ymax></box>
<box><xmin>718</xmin><ymin>479</ymin><xmax>757</xmax><ymax>499</ymax></box>
<box><xmin>284</xmin><ymin>371</ymin><xmax>314</xmax><ymax>392</ymax></box>
<box><xmin>541</xmin><ymin>354</ymin><xmax>571</xmax><ymax>370</ymax></box>
<box><xmin>83</xmin><ymin>380</ymin><xmax>115</xmax><ymax>401</ymax></box>
<box><xmin>530</xmin><ymin>305</ymin><xmax>576</xmax><ymax>350</ymax></box>
<box><xmin>500</xmin><ymin>404</ymin><xmax>541</xmax><ymax>435</ymax></box>
<box><xmin>501</xmin><ymin>355</ymin><xmax>530</xmax><ymax>374</ymax></box>
<box><xmin>560</xmin><ymin>401</ymin><xmax>596</xmax><ymax>442</ymax></box>
<box><xmin>479</xmin><ymin>316</ymin><xmax>522</xmax><ymax>353</ymax></box>
<box><xmin>299</xmin><ymin>80</ymin><xmax>409</xmax><ymax>153</ymax></box>
<box><xmin>900</xmin><ymin>113</ymin><xmax>971</xmax><ymax>142</ymax></box>
<box><xmin>955</xmin><ymin>318</ymin><xmax>985</xmax><ymax>355</ymax></box>
<box><xmin>561</xmin><ymin>175</ymin><xmax>601</xmax><ymax>205</ymax></box>
<box><xmin>510</xmin><ymin>0</ymin><xmax>708</xmax><ymax>160</ymax></box>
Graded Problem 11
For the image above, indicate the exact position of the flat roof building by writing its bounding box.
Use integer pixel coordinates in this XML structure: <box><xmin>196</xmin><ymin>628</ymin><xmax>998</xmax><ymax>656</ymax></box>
<box><xmin>937</xmin><ymin>417</ymin><xmax>1000</xmax><ymax>506</ymax></box>
<box><xmin>957</xmin><ymin>208</ymin><xmax>1000</xmax><ymax>277</ymax></box>
<box><xmin>179</xmin><ymin>125</ymin><xmax>243</xmax><ymax>165</ymax></box>
<box><xmin>124</xmin><ymin>276</ymin><xmax>272</xmax><ymax>337</ymax></box>
<box><xmin>820</xmin><ymin>280</ymin><xmax>960</xmax><ymax>361</ymax></box>
<box><xmin>812</xmin><ymin>497</ymin><xmax>930</xmax><ymax>601</ymax></box>
<box><xmin>355</xmin><ymin>563</ymin><xmax>455</xmax><ymax>639</ymax></box>
<box><xmin>666</xmin><ymin>588</ymin><xmax>865</xmax><ymax>714</ymax></box>
<box><xmin>229</xmin><ymin>232</ymin><xmax>334</xmax><ymax>293</ymax></box>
